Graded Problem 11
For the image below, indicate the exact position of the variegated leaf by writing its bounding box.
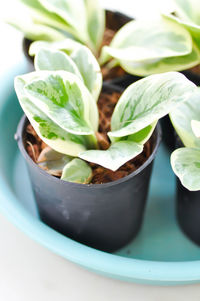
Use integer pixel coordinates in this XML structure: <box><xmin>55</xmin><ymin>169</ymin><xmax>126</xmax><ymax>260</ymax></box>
<box><xmin>171</xmin><ymin>147</ymin><xmax>200</xmax><ymax>191</ymax></box>
<box><xmin>170</xmin><ymin>88</ymin><xmax>200</xmax><ymax>148</ymax></box>
<box><xmin>79</xmin><ymin>140</ymin><xmax>143</xmax><ymax>171</ymax></box>
<box><xmin>109</xmin><ymin>72</ymin><xmax>196</xmax><ymax>140</ymax></box>
<box><xmin>61</xmin><ymin>158</ymin><xmax>92</xmax><ymax>183</ymax></box>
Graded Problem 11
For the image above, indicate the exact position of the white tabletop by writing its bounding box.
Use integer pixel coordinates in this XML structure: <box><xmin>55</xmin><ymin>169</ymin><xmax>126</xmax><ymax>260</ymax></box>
<box><xmin>1</xmin><ymin>1</ymin><xmax>200</xmax><ymax>300</ymax></box>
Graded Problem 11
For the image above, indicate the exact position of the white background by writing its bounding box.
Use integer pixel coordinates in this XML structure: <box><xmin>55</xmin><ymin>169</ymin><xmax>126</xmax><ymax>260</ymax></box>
<box><xmin>1</xmin><ymin>1</ymin><xmax>200</xmax><ymax>300</ymax></box>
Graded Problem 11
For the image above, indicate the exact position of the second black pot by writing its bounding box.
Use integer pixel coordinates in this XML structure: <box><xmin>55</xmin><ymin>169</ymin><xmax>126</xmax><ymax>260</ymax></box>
<box><xmin>175</xmin><ymin>134</ymin><xmax>200</xmax><ymax>246</ymax></box>
<box><xmin>177</xmin><ymin>181</ymin><xmax>200</xmax><ymax>245</ymax></box>
<box><xmin>15</xmin><ymin>117</ymin><xmax>161</xmax><ymax>253</ymax></box>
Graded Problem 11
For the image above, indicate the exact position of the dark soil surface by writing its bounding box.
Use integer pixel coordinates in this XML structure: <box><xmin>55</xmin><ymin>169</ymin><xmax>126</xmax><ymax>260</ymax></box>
<box><xmin>25</xmin><ymin>90</ymin><xmax>152</xmax><ymax>184</ymax></box>
<box><xmin>188</xmin><ymin>65</ymin><xmax>200</xmax><ymax>76</ymax></box>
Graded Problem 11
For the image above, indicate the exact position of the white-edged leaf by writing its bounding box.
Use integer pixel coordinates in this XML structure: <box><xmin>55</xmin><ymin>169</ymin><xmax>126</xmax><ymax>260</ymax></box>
<box><xmin>118</xmin><ymin>42</ymin><xmax>200</xmax><ymax>76</ymax></box>
<box><xmin>9</xmin><ymin>0</ymin><xmax>102</xmax><ymax>52</ymax></box>
<box><xmin>71</xmin><ymin>46</ymin><xmax>102</xmax><ymax>101</ymax></box>
<box><xmin>171</xmin><ymin>147</ymin><xmax>200</xmax><ymax>191</ymax></box>
<box><xmin>29</xmin><ymin>39</ymin><xmax>81</xmax><ymax>56</ymax></box>
<box><xmin>170</xmin><ymin>88</ymin><xmax>200</xmax><ymax>148</ymax></box>
<box><xmin>30</xmin><ymin>40</ymin><xmax>102</xmax><ymax>101</ymax></box>
<box><xmin>37</xmin><ymin>146</ymin><xmax>72</xmax><ymax>176</ymax></box>
<box><xmin>38</xmin><ymin>0</ymin><xmax>89</xmax><ymax>43</ymax></box>
<box><xmin>14</xmin><ymin>72</ymin><xmax>97</xmax><ymax>156</ymax></box>
<box><xmin>23</xmin><ymin>71</ymin><xmax>98</xmax><ymax>135</ymax></box>
<box><xmin>79</xmin><ymin>141</ymin><xmax>143</xmax><ymax>171</ymax></box>
<box><xmin>19</xmin><ymin>0</ymin><xmax>72</xmax><ymax>30</ymax></box>
<box><xmin>35</xmin><ymin>48</ymin><xmax>83</xmax><ymax>80</ymax></box>
<box><xmin>15</xmin><ymin>87</ymin><xmax>87</xmax><ymax>155</ymax></box>
<box><xmin>7</xmin><ymin>16</ymin><xmax>65</xmax><ymax>42</ymax></box>
<box><xmin>163</xmin><ymin>12</ymin><xmax>200</xmax><ymax>48</ymax></box>
<box><xmin>100</xmin><ymin>17</ymin><xmax>192</xmax><ymax>65</ymax></box>
<box><xmin>191</xmin><ymin>120</ymin><xmax>200</xmax><ymax>138</ymax></box>
<box><xmin>84</xmin><ymin>0</ymin><xmax>105</xmax><ymax>51</ymax></box>
<box><xmin>163</xmin><ymin>12</ymin><xmax>200</xmax><ymax>35</ymax></box>
<box><xmin>173</xmin><ymin>0</ymin><xmax>200</xmax><ymax>25</ymax></box>
<box><xmin>61</xmin><ymin>158</ymin><xmax>92</xmax><ymax>183</ymax></box>
<box><xmin>109</xmin><ymin>72</ymin><xmax>197</xmax><ymax>139</ymax></box>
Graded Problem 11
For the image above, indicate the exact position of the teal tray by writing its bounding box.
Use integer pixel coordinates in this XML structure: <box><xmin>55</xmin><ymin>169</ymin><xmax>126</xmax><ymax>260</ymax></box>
<box><xmin>1</xmin><ymin>62</ymin><xmax>200</xmax><ymax>286</ymax></box>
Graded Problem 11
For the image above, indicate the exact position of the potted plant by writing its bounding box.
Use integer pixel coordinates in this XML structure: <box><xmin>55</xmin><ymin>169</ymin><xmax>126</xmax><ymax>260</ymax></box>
<box><xmin>164</xmin><ymin>0</ymin><xmax>200</xmax><ymax>85</ymax></box>
<box><xmin>9</xmin><ymin>0</ymin><xmax>200</xmax><ymax>86</ymax></box>
<box><xmin>101</xmin><ymin>0</ymin><xmax>200</xmax><ymax>84</ymax></box>
<box><xmin>170</xmin><ymin>89</ymin><xmax>200</xmax><ymax>245</ymax></box>
<box><xmin>8</xmin><ymin>0</ymin><xmax>137</xmax><ymax>85</ymax></box>
<box><xmin>10</xmin><ymin>0</ymin><xmax>198</xmax><ymax>88</ymax></box>
<box><xmin>99</xmin><ymin>0</ymin><xmax>200</xmax><ymax>148</ymax></box>
<box><xmin>14</xmin><ymin>47</ymin><xmax>197</xmax><ymax>252</ymax></box>
<box><xmin>28</xmin><ymin>41</ymin><xmax>104</xmax><ymax>103</ymax></box>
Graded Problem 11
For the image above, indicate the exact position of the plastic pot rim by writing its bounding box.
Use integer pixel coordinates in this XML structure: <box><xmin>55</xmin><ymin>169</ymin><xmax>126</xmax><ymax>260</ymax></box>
<box><xmin>15</xmin><ymin>113</ymin><xmax>161</xmax><ymax>190</ymax></box>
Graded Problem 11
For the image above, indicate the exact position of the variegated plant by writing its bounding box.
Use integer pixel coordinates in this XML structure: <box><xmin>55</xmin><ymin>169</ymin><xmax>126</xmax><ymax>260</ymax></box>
<box><xmin>15</xmin><ymin>47</ymin><xmax>197</xmax><ymax>184</ymax></box>
<box><xmin>7</xmin><ymin>0</ymin><xmax>105</xmax><ymax>54</ymax></box>
<box><xmin>100</xmin><ymin>0</ymin><xmax>200</xmax><ymax>76</ymax></box>
<box><xmin>9</xmin><ymin>0</ymin><xmax>200</xmax><ymax>78</ymax></box>
<box><xmin>29</xmin><ymin>39</ymin><xmax>102</xmax><ymax>101</ymax></box>
<box><xmin>170</xmin><ymin>89</ymin><xmax>200</xmax><ymax>191</ymax></box>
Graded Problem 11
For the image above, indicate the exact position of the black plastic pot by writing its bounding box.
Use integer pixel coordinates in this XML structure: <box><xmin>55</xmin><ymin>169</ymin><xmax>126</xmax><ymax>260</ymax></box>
<box><xmin>22</xmin><ymin>10</ymin><xmax>141</xmax><ymax>87</ymax></box>
<box><xmin>182</xmin><ymin>70</ymin><xmax>200</xmax><ymax>86</ymax></box>
<box><xmin>177</xmin><ymin>181</ymin><xmax>200</xmax><ymax>245</ymax></box>
<box><xmin>22</xmin><ymin>38</ymin><xmax>34</xmax><ymax>71</ymax></box>
<box><xmin>15</xmin><ymin>85</ymin><xmax>161</xmax><ymax>252</ymax></box>
<box><xmin>175</xmin><ymin>135</ymin><xmax>200</xmax><ymax>245</ymax></box>
<box><xmin>160</xmin><ymin>115</ymin><xmax>175</xmax><ymax>151</ymax></box>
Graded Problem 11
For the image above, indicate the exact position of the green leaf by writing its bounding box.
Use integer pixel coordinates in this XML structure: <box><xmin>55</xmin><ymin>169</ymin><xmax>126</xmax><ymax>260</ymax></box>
<box><xmin>61</xmin><ymin>158</ymin><xmax>92</xmax><ymax>183</ymax></box>
<box><xmin>79</xmin><ymin>141</ymin><xmax>143</xmax><ymax>171</ymax></box>
<box><xmin>16</xmin><ymin>97</ymin><xmax>87</xmax><ymax>156</ymax></box>
<box><xmin>173</xmin><ymin>0</ymin><xmax>200</xmax><ymax>25</ymax></box>
<box><xmin>100</xmin><ymin>17</ymin><xmax>192</xmax><ymax>65</ymax></box>
<box><xmin>18</xmin><ymin>0</ymin><xmax>74</xmax><ymax>33</ymax></box>
<box><xmin>109</xmin><ymin>72</ymin><xmax>196</xmax><ymax>140</ymax></box>
<box><xmin>23</xmin><ymin>71</ymin><xmax>98</xmax><ymax>135</ymax></box>
<box><xmin>35</xmin><ymin>48</ymin><xmax>82</xmax><ymax>80</ymax></box>
<box><xmin>70</xmin><ymin>45</ymin><xmax>102</xmax><ymax>101</ymax></box>
<box><xmin>16</xmin><ymin>0</ymin><xmax>99</xmax><ymax>47</ymax></box>
<box><xmin>14</xmin><ymin>72</ymin><xmax>97</xmax><ymax>156</ymax></box>
<box><xmin>163</xmin><ymin>12</ymin><xmax>200</xmax><ymax>48</ymax></box>
<box><xmin>191</xmin><ymin>120</ymin><xmax>200</xmax><ymax>138</ymax></box>
<box><xmin>9</xmin><ymin>0</ymin><xmax>102</xmax><ymax>52</ymax></box>
<box><xmin>170</xmin><ymin>89</ymin><xmax>200</xmax><ymax>148</ymax></box>
<box><xmin>7</xmin><ymin>17</ymin><xmax>66</xmax><ymax>42</ymax></box>
<box><xmin>30</xmin><ymin>40</ymin><xmax>102</xmax><ymax>101</ymax></box>
<box><xmin>119</xmin><ymin>42</ymin><xmax>200</xmax><ymax>76</ymax></box>
<box><xmin>38</xmin><ymin>0</ymin><xmax>89</xmax><ymax>43</ymax></box>
<box><xmin>29</xmin><ymin>39</ymin><xmax>81</xmax><ymax>56</ymax></box>
<box><xmin>84</xmin><ymin>0</ymin><xmax>105</xmax><ymax>51</ymax></box>
<box><xmin>37</xmin><ymin>146</ymin><xmax>72</xmax><ymax>176</ymax></box>
<box><xmin>126</xmin><ymin>121</ymin><xmax>157</xmax><ymax>144</ymax></box>
<box><xmin>171</xmin><ymin>147</ymin><xmax>200</xmax><ymax>191</ymax></box>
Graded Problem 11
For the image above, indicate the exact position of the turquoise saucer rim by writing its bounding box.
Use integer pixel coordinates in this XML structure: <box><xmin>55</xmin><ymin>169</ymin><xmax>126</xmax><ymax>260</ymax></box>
<box><xmin>1</xmin><ymin>61</ymin><xmax>200</xmax><ymax>285</ymax></box>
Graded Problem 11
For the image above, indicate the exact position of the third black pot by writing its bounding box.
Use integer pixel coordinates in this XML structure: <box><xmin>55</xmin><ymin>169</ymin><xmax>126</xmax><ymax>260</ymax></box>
<box><xmin>15</xmin><ymin>84</ymin><xmax>161</xmax><ymax>252</ymax></box>
<box><xmin>177</xmin><ymin>181</ymin><xmax>200</xmax><ymax>245</ymax></box>
<box><xmin>175</xmin><ymin>134</ymin><xmax>200</xmax><ymax>246</ymax></box>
